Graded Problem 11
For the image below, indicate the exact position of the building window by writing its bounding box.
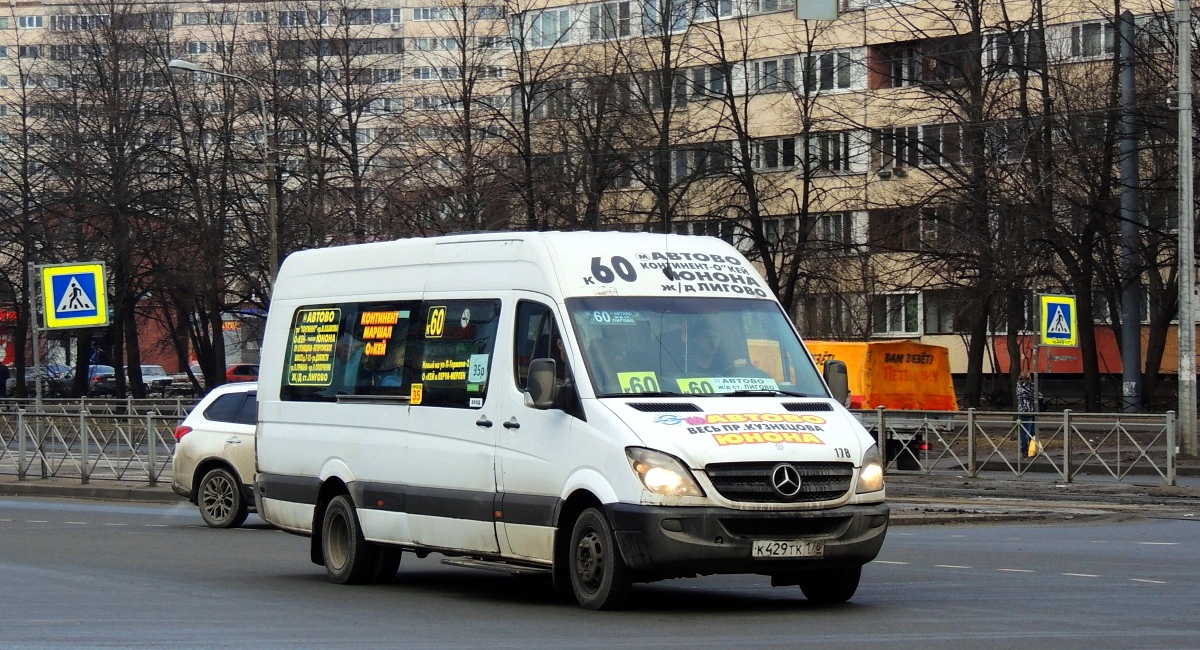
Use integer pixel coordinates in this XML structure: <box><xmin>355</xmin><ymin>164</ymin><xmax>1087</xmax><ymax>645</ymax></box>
<box><xmin>18</xmin><ymin>45</ymin><xmax>41</xmax><ymax>58</ymax></box>
<box><xmin>673</xmin><ymin>219</ymin><xmax>735</xmax><ymax>243</ymax></box>
<box><xmin>805</xmin><ymin>131</ymin><xmax>855</xmax><ymax>172</ymax></box>
<box><xmin>245</xmin><ymin>10</ymin><xmax>268</xmax><ymax>24</ymax></box>
<box><xmin>987</xmin><ymin>28</ymin><xmax>1045</xmax><ymax>72</ymax></box>
<box><xmin>18</xmin><ymin>16</ymin><xmax>45</xmax><ymax>29</ymax></box>
<box><xmin>919</xmin><ymin>123</ymin><xmax>962</xmax><ymax>167</ymax></box>
<box><xmin>477</xmin><ymin>6</ymin><xmax>507</xmax><ymax>19</ymax></box>
<box><xmin>529</xmin><ymin>8</ymin><xmax>572</xmax><ymax>48</ymax></box>
<box><xmin>50</xmin><ymin>14</ymin><xmax>108</xmax><ymax>30</ymax></box>
<box><xmin>869</xmin><ymin>209</ymin><xmax>920</xmax><ymax>252</ymax></box>
<box><xmin>923</xmin><ymin>290</ymin><xmax>968</xmax><ymax>334</ymax></box>
<box><xmin>874</xmin><ymin>126</ymin><xmax>920</xmax><ymax>170</ymax></box>
<box><xmin>589</xmin><ymin>1</ymin><xmax>631</xmax><ymax>41</ymax></box>
<box><xmin>1070</xmin><ymin>21</ymin><xmax>1116</xmax><ymax>59</ymax></box>
<box><xmin>763</xmin><ymin>216</ymin><xmax>799</xmax><ymax>245</ymax></box>
<box><xmin>802</xmin><ymin>293</ymin><xmax>860</xmax><ymax>338</ymax></box>
<box><xmin>343</xmin><ymin>9</ymin><xmax>374</xmax><ymax>25</ymax></box>
<box><xmin>748</xmin><ymin>0</ymin><xmax>796</xmax><ymax>14</ymax></box>
<box><xmin>873</xmin><ymin>294</ymin><xmax>920</xmax><ymax>335</ymax></box>
<box><xmin>752</xmin><ymin>57</ymin><xmax>796</xmax><ymax>93</ymax></box>
<box><xmin>809</xmin><ymin>212</ymin><xmax>855</xmax><ymax>254</ymax></box>
<box><xmin>753</xmin><ymin>136</ymin><xmax>797</xmax><ymax>170</ymax></box>
<box><xmin>922</xmin><ymin>36</ymin><xmax>968</xmax><ymax>83</ymax></box>
<box><xmin>688</xmin><ymin>65</ymin><xmax>728</xmax><ymax>97</ymax></box>
<box><xmin>803</xmin><ymin>51</ymin><xmax>860</xmax><ymax>92</ymax></box>
<box><xmin>875</xmin><ymin>42</ymin><xmax>919</xmax><ymax>89</ymax></box>
<box><xmin>695</xmin><ymin>0</ymin><xmax>734</xmax><ymax>21</ymax></box>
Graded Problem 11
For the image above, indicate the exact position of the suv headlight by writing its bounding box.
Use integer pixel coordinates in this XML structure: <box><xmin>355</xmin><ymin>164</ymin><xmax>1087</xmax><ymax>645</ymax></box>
<box><xmin>626</xmin><ymin>447</ymin><xmax>705</xmax><ymax>497</ymax></box>
<box><xmin>855</xmin><ymin>444</ymin><xmax>885</xmax><ymax>494</ymax></box>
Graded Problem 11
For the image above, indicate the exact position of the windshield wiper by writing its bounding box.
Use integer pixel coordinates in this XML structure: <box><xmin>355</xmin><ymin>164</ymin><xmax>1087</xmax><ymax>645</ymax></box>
<box><xmin>722</xmin><ymin>390</ymin><xmax>813</xmax><ymax>397</ymax></box>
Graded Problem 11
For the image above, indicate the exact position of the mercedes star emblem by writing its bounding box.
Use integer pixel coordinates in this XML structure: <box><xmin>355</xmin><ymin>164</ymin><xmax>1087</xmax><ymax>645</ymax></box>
<box><xmin>770</xmin><ymin>463</ymin><xmax>802</xmax><ymax>498</ymax></box>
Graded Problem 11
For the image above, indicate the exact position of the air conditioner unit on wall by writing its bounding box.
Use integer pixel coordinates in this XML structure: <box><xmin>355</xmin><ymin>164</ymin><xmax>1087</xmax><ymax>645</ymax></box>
<box><xmin>877</xmin><ymin>169</ymin><xmax>892</xmax><ymax>179</ymax></box>
<box><xmin>891</xmin><ymin>166</ymin><xmax>908</xmax><ymax>178</ymax></box>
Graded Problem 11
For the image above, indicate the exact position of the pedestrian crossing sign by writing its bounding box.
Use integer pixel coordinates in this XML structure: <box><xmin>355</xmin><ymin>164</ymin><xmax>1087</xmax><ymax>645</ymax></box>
<box><xmin>1039</xmin><ymin>294</ymin><xmax>1077</xmax><ymax>347</ymax></box>
<box><xmin>41</xmin><ymin>262</ymin><xmax>108</xmax><ymax>329</ymax></box>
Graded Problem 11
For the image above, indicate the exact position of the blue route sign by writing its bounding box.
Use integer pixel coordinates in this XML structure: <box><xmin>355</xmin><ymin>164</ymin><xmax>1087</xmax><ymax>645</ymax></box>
<box><xmin>41</xmin><ymin>262</ymin><xmax>108</xmax><ymax>329</ymax></box>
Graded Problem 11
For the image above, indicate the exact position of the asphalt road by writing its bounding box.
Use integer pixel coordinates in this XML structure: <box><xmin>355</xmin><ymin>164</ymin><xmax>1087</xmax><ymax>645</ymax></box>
<box><xmin>2</xmin><ymin>496</ymin><xmax>1198</xmax><ymax>649</ymax></box>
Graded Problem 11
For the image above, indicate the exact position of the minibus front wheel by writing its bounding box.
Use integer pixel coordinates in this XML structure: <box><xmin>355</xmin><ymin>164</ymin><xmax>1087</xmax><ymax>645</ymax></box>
<box><xmin>568</xmin><ymin>508</ymin><xmax>631</xmax><ymax>610</ymax></box>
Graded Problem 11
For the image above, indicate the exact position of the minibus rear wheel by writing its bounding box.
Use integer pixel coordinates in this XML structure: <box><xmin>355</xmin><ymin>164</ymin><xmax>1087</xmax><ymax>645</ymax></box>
<box><xmin>568</xmin><ymin>508</ymin><xmax>630</xmax><ymax>610</ymax></box>
<box><xmin>321</xmin><ymin>494</ymin><xmax>378</xmax><ymax>584</ymax></box>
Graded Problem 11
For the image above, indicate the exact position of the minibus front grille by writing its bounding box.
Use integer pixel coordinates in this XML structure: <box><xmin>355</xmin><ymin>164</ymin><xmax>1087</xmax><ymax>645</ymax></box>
<box><xmin>626</xmin><ymin>402</ymin><xmax>702</xmax><ymax>412</ymax></box>
<box><xmin>781</xmin><ymin>402</ymin><xmax>834</xmax><ymax>412</ymax></box>
<box><xmin>703</xmin><ymin>462</ymin><xmax>853</xmax><ymax>503</ymax></box>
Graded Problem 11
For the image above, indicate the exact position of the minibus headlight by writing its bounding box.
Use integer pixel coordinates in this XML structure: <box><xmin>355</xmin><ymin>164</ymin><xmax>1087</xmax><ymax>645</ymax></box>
<box><xmin>626</xmin><ymin>447</ymin><xmax>705</xmax><ymax>498</ymax></box>
<box><xmin>855</xmin><ymin>444</ymin><xmax>885</xmax><ymax>494</ymax></box>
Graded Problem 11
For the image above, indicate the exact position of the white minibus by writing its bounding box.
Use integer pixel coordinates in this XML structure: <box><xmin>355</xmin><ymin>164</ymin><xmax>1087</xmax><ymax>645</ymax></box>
<box><xmin>254</xmin><ymin>231</ymin><xmax>888</xmax><ymax>609</ymax></box>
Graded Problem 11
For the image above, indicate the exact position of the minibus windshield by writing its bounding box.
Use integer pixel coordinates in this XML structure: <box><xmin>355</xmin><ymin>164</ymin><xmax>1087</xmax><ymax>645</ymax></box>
<box><xmin>565</xmin><ymin>296</ymin><xmax>828</xmax><ymax>398</ymax></box>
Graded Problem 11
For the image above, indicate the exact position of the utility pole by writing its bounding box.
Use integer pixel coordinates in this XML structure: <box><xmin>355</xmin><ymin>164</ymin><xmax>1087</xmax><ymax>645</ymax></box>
<box><xmin>1118</xmin><ymin>11</ymin><xmax>1142</xmax><ymax>412</ymax></box>
<box><xmin>1178</xmin><ymin>0</ymin><xmax>1197</xmax><ymax>454</ymax></box>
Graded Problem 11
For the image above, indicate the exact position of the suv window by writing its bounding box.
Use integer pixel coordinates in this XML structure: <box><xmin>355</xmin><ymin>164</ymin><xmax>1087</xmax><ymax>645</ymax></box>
<box><xmin>203</xmin><ymin>391</ymin><xmax>257</xmax><ymax>424</ymax></box>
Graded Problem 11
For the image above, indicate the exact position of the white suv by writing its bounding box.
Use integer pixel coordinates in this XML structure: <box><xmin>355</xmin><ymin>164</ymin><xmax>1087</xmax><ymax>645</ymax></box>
<box><xmin>172</xmin><ymin>383</ymin><xmax>257</xmax><ymax>528</ymax></box>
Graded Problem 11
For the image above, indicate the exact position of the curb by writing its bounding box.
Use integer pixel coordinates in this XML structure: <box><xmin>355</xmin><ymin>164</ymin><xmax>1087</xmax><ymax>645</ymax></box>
<box><xmin>0</xmin><ymin>480</ymin><xmax>184</xmax><ymax>504</ymax></box>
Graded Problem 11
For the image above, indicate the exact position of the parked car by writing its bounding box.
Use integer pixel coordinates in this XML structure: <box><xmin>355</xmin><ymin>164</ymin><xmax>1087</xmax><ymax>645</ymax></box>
<box><xmin>6</xmin><ymin>363</ymin><xmax>71</xmax><ymax>396</ymax></box>
<box><xmin>171</xmin><ymin>382</ymin><xmax>258</xmax><ymax>528</ymax></box>
<box><xmin>226</xmin><ymin>364</ymin><xmax>259</xmax><ymax>383</ymax></box>
<box><xmin>56</xmin><ymin>365</ymin><xmax>116</xmax><ymax>397</ymax></box>
<box><xmin>91</xmin><ymin>364</ymin><xmax>173</xmax><ymax>397</ymax></box>
<box><xmin>139</xmin><ymin>365</ymin><xmax>174</xmax><ymax>396</ymax></box>
<box><xmin>170</xmin><ymin>363</ymin><xmax>205</xmax><ymax>396</ymax></box>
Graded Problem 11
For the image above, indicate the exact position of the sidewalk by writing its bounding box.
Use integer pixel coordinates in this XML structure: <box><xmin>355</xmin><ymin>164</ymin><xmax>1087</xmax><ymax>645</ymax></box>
<box><xmin>3</xmin><ymin>469</ymin><xmax>1197</xmax><ymax>525</ymax></box>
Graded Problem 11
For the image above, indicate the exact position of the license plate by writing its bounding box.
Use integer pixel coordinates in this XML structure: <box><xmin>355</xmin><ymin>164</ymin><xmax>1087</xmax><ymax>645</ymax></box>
<box><xmin>752</xmin><ymin>540</ymin><xmax>824</xmax><ymax>558</ymax></box>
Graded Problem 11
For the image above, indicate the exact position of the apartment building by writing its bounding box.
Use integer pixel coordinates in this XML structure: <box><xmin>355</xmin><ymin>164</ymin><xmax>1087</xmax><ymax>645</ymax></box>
<box><xmin>0</xmin><ymin>0</ymin><xmax>1194</xmax><ymax>408</ymax></box>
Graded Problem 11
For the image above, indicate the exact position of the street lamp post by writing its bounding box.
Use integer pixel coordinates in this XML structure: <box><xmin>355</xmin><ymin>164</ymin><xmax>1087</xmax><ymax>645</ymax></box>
<box><xmin>168</xmin><ymin>58</ymin><xmax>279</xmax><ymax>289</ymax></box>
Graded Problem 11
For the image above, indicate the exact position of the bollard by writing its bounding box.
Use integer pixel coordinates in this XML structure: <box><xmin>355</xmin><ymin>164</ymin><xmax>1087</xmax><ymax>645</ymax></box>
<box><xmin>1166</xmin><ymin>411</ymin><xmax>1176</xmax><ymax>486</ymax></box>
<box><xmin>1062</xmin><ymin>409</ymin><xmax>1072</xmax><ymax>483</ymax></box>
<box><xmin>147</xmin><ymin>413</ymin><xmax>157</xmax><ymax>486</ymax></box>
<box><xmin>17</xmin><ymin>409</ymin><xmax>26</xmax><ymax>480</ymax></box>
<box><xmin>80</xmin><ymin>408</ymin><xmax>89</xmax><ymax>485</ymax></box>
<box><xmin>967</xmin><ymin>408</ymin><xmax>976</xmax><ymax>477</ymax></box>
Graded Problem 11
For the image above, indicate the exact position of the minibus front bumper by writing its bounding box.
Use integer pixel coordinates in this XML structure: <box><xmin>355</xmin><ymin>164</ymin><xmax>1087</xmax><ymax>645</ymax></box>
<box><xmin>604</xmin><ymin>501</ymin><xmax>889</xmax><ymax>577</ymax></box>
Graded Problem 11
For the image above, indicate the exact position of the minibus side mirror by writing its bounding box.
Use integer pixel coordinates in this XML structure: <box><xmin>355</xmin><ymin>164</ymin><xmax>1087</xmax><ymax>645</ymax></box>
<box><xmin>823</xmin><ymin>359</ymin><xmax>850</xmax><ymax>407</ymax></box>
<box><xmin>524</xmin><ymin>358</ymin><xmax>557</xmax><ymax>409</ymax></box>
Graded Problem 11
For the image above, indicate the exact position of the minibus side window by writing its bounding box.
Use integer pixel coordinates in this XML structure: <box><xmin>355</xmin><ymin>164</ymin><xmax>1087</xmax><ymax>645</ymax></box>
<box><xmin>281</xmin><ymin>301</ymin><xmax>418</xmax><ymax>402</ymax></box>
<box><xmin>412</xmin><ymin>299</ymin><xmax>500</xmax><ymax>409</ymax></box>
<box><xmin>513</xmin><ymin>301</ymin><xmax>567</xmax><ymax>391</ymax></box>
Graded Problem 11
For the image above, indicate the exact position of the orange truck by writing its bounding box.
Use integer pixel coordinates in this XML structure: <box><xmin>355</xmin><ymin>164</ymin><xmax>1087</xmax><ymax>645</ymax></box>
<box><xmin>802</xmin><ymin>340</ymin><xmax>959</xmax><ymax>469</ymax></box>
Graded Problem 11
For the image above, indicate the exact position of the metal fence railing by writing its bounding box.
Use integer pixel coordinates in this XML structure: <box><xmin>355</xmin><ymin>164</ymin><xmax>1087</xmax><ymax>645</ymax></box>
<box><xmin>0</xmin><ymin>398</ymin><xmax>195</xmax><ymax>485</ymax></box>
<box><xmin>855</xmin><ymin>407</ymin><xmax>1177</xmax><ymax>486</ymax></box>
<box><xmin>1</xmin><ymin>399</ymin><xmax>1179</xmax><ymax>487</ymax></box>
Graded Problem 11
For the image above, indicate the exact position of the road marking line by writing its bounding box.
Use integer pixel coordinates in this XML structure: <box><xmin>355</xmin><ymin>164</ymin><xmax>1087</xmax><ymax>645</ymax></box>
<box><xmin>65</xmin><ymin>521</ymin><xmax>88</xmax><ymax>525</ymax></box>
<box><xmin>144</xmin><ymin>524</ymin><xmax>167</xmax><ymax>528</ymax></box>
<box><xmin>875</xmin><ymin>560</ymin><xmax>909</xmax><ymax>565</ymax></box>
<box><xmin>103</xmin><ymin>523</ymin><xmax>127</xmax><ymax>527</ymax></box>
<box><xmin>998</xmin><ymin>568</ymin><xmax>1035</xmax><ymax>573</ymax></box>
<box><xmin>27</xmin><ymin>520</ymin><xmax>48</xmax><ymax>523</ymax></box>
<box><xmin>935</xmin><ymin>565</ymin><xmax>971</xmax><ymax>569</ymax></box>
<box><xmin>1136</xmin><ymin>542</ymin><xmax>1177</xmax><ymax>546</ymax></box>
<box><xmin>1129</xmin><ymin>578</ymin><xmax>1167</xmax><ymax>584</ymax></box>
<box><xmin>0</xmin><ymin>518</ymin><xmax>12</xmax><ymax>522</ymax></box>
<box><xmin>1063</xmin><ymin>573</ymin><xmax>1100</xmax><ymax>578</ymax></box>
